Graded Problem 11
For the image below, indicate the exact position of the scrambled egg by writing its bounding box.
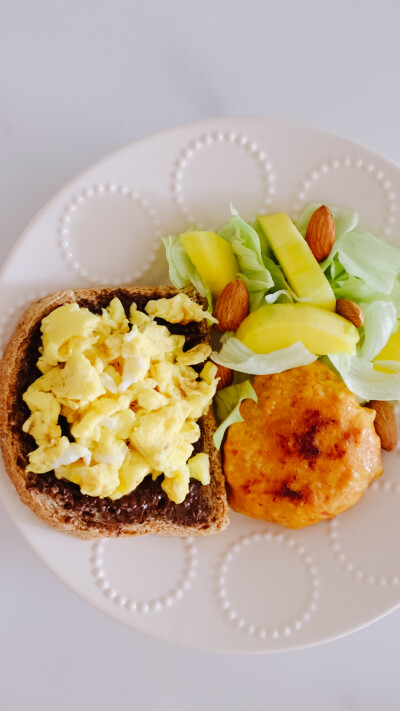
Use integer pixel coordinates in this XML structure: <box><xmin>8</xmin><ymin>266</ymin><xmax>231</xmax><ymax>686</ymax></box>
<box><xmin>145</xmin><ymin>292</ymin><xmax>217</xmax><ymax>324</ymax></box>
<box><xmin>22</xmin><ymin>295</ymin><xmax>217</xmax><ymax>504</ymax></box>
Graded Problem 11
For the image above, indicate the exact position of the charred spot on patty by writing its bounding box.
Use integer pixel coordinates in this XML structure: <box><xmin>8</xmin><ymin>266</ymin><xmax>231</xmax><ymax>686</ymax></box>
<box><xmin>277</xmin><ymin>482</ymin><xmax>303</xmax><ymax>501</ymax></box>
<box><xmin>295</xmin><ymin>409</ymin><xmax>323</xmax><ymax>458</ymax></box>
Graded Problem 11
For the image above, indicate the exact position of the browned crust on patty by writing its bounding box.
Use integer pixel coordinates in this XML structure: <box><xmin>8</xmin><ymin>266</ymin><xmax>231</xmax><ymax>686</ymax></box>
<box><xmin>0</xmin><ymin>286</ymin><xmax>229</xmax><ymax>539</ymax></box>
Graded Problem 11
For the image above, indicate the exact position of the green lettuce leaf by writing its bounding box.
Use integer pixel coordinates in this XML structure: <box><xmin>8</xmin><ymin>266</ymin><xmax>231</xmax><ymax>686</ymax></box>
<box><xmin>161</xmin><ymin>235</ymin><xmax>212</xmax><ymax>310</ymax></box>
<box><xmin>358</xmin><ymin>302</ymin><xmax>398</xmax><ymax>361</ymax></box>
<box><xmin>252</xmin><ymin>218</ymin><xmax>274</xmax><ymax>260</ymax></box>
<box><xmin>330</xmin><ymin>230</ymin><xmax>400</xmax><ymax>295</ymax></box>
<box><xmin>259</xmin><ymin>250</ymin><xmax>312</xmax><ymax>304</ymax></box>
<box><xmin>328</xmin><ymin>353</ymin><xmax>400</xmax><ymax>401</ymax></box>
<box><xmin>264</xmin><ymin>289</ymin><xmax>293</xmax><ymax>304</ymax></box>
<box><xmin>218</xmin><ymin>213</ymin><xmax>274</xmax><ymax>310</ymax></box>
<box><xmin>212</xmin><ymin>338</ymin><xmax>317</xmax><ymax>374</ymax></box>
<box><xmin>213</xmin><ymin>380</ymin><xmax>258</xmax><ymax>449</ymax></box>
<box><xmin>324</xmin><ymin>255</ymin><xmax>347</xmax><ymax>283</ymax></box>
<box><xmin>330</xmin><ymin>264</ymin><xmax>387</xmax><ymax>301</ymax></box>
<box><xmin>260</xmin><ymin>255</ymin><xmax>299</xmax><ymax>303</ymax></box>
<box><xmin>328</xmin><ymin>262</ymin><xmax>400</xmax><ymax>320</ymax></box>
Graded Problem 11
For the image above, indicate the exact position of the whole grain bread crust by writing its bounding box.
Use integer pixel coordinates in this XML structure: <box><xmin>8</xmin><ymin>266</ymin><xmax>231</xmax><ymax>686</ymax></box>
<box><xmin>0</xmin><ymin>286</ymin><xmax>229</xmax><ymax>539</ymax></box>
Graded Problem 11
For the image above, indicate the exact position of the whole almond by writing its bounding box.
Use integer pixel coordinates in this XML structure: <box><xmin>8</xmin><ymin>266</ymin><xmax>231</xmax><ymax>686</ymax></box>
<box><xmin>335</xmin><ymin>298</ymin><xmax>364</xmax><ymax>328</ymax></box>
<box><xmin>305</xmin><ymin>205</ymin><xmax>335</xmax><ymax>262</ymax></box>
<box><xmin>215</xmin><ymin>363</ymin><xmax>234</xmax><ymax>390</ymax></box>
<box><xmin>366</xmin><ymin>400</ymin><xmax>398</xmax><ymax>451</ymax></box>
<box><xmin>213</xmin><ymin>280</ymin><xmax>250</xmax><ymax>332</ymax></box>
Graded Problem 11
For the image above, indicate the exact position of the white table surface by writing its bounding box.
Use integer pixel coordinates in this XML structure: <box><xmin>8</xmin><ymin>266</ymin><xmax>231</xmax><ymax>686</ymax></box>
<box><xmin>2</xmin><ymin>1</ymin><xmax>400</xmax><ymax>708</ymax></box>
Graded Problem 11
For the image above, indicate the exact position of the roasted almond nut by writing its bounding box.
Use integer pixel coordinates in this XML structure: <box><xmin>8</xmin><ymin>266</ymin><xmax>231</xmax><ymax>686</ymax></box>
<box><xmin>305</xmin><ymin>205</ymin><xmax>335</xmax><ymax>262</ymax></box>
<box><xmin>335</xmin><ymin>298</ymin><xmax>364</xmax><ymax>328</ymax></box>
<box><xmin>213</xmin><ymin>280</ymin><xmax>250</xmax><ymax>332</ymax></box>
<box><xmin>215</xmin><ymin>363</ymin><xmax>234</xmax><ymax>390</ymax></box>
<box><xmin>366</xmin><ymin>400</ymin><xmax>398</xmax><ymax>451</ymax></box>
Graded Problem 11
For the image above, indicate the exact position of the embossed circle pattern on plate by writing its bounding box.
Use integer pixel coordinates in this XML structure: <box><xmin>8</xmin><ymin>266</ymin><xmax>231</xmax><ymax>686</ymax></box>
<box><xmin>59</xmin><ymin>184</ymin><xmax>162</xmax><ymax>285</ymax></box>
<box><xmin>171</xmin><ymin>132</ymin><xmax>274</xmax><ymax>229</ymax></box>
<box><xmin>218</xmin><ymin>532</ymin><xmax>320</xmax><ymax>640</ymax></box>
<box><xmin>328</xmin><ymin>479</ymin><xmax>400</xmax><ymax>586</ymax></box>
<box><xmin>90</xmin><ymin>537</ymin><xmax>198</xmax><ymax>612</ymax></box>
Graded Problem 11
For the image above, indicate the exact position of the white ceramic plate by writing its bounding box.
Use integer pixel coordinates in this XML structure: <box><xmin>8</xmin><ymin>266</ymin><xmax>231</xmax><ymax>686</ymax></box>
<box><xmin>1</xmin><ymin>117</ymin><xmax>400</xmax><ymax>653</ymax></box>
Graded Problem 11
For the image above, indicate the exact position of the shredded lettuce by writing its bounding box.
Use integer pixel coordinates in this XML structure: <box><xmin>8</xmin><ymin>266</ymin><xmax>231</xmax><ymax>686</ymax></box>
<box><xmin>329</xmin><ymin>231</ymin><xmax>400</xmax><ymax>295</ymax></box>
<box><xmin>358</xmin><ymin>302</ymin><xmax>397</xmax><ymax>361</ymax></box>
<box><xmin>326</xmin><ymin>255</ymin><xmax>347</xmax><ymax>282</ymax></box>
<box><xmin>213</xmin><ymin>380</ymin><xmax>258</xmax><ymax>449</ymax></box>
<box><xmin>391</xmin><ymin>279</ymin><xmax>400</xmax><ymax>319</ymax></box>
<box><xmin>328</xmin><ymin>353</ymin><xmax>400</xmax><ymax>401</ymax></box>
<box><xmin>264</xmin><ymin>289</ymin><xmax>293</xmax><ymax>304</ymax></box>
<box><xmin>259</xmin><ymin>256</ymin><xmax>294</xmax><ymax>302</ymax></box>
<box><xmin>326</xmin><ymin>260</ymin><xmax>400</xmax><ymax>323</ymax></box>
<box><xmin>211</xmin><ymin>338</ymin><xmax>316</xmax><ymax>374</ymax></box>
<box><xmin>259</xmin><ymin>254</ymin><xmax>310</xmax><ymax>304</ymax></box>
<box><xmin>330</xmin><ymin>264</ymin><xmax>389</xmax><ymax>300</ymax></box>
<box><xmin>218</xmin><ymin>213</ymin><xmax>274</xmax><ymax>310</ymax></box>
<box><xmin>161</xmin><ymin>235</ymin><xmax>212</xmax><ymax>310</ymax></box>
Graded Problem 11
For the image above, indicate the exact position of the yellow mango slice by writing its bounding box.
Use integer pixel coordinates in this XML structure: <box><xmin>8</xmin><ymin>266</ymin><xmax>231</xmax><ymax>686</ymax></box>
<box><xmin>236</xmin><ymin>303</ymin><xmax>359</xmax><ymax>355</ymax></box>
<box><xmin>180</xmin><ymin>231</ymin><xmax>238</xmax><ymax>298</ymax></box>
<box><xmin>257</xmin><ymin>213</ymin><xmax>336</xmax><ymax>310</ymax></box>
<box><xmin>374</xmin><ymin>324</ymin><xmax>400</xmax><ymax>372</ymax></box>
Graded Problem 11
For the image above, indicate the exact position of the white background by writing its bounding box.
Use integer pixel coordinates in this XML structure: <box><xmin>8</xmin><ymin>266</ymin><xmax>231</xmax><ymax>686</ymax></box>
<box><xmin>1</xmin><ymin>1</ymin><xmax>400</xmax><ymax>708</ymax></box>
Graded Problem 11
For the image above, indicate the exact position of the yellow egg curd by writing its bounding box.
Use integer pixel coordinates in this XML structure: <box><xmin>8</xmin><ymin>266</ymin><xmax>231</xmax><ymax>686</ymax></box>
<box><xmin>22</xmin><ymin>294</ymin><xmax>217</xmax><ymax>504</ymax></box>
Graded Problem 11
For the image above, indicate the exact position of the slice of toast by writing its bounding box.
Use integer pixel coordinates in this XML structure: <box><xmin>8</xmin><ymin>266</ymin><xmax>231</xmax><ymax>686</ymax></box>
<box><xmin>0</xmin><ymin>286</ymin><xmax>229</xmax><ymax>539</ymax></box>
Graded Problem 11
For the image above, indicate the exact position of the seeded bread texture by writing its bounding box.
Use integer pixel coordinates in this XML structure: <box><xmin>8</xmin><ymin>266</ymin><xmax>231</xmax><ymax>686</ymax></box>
<box><xmin>0</xmin><ymin>286</ymin><xmax>229</xmax><ymax>539</ymax></box>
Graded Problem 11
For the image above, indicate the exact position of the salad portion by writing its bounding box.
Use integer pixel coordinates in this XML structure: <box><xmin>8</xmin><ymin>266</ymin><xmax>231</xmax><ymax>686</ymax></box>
<box><xmin>163</xmin><ymin>203</ymin><xmax>400</xmax><ymax>454</ymax></box>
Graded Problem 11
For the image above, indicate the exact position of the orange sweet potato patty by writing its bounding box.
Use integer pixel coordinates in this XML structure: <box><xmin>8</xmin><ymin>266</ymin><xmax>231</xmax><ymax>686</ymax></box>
<box><xmin>223</xmin><ymin>361</ymin><xmax>383</xmax><ymax>528</ymax></box>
